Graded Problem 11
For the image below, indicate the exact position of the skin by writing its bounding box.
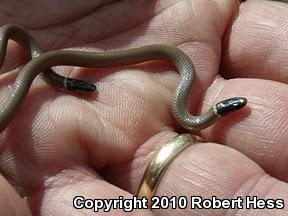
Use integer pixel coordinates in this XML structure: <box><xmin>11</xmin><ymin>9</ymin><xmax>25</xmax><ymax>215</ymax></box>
<box><xmin>271</xmin><ymin>0</ymin><xmax>288</xmax><ymax>2</ymax></box>
<box><xmin>0</xmin><ymin>0</ymin><xmax>288</xmax><ymax>215</ymax></box>
<box><xmin>0</xmin><ymin>32</ymin><xmax>247</xmax><ymax>133</ymax></box>
<box><xmin>0</xmin><ymin>24</ymin><xmax>96</xmax><ymax>93</ymax></box>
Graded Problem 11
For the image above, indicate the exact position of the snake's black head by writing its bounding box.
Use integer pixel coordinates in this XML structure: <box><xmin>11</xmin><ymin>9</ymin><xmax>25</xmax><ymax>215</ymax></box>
<box><xmin>65</xmin><ymin>78</ymin><xmax>96</xmax><ymax>92</ymax></box>
<box><xmin>215</xmin><ymin>97</ymin><xmax>247</xmax><ymax>116</ymax></box>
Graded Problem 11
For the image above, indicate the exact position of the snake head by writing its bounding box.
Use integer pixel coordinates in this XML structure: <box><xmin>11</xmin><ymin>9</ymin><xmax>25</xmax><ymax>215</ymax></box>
<box><xmin>215</xmin><ymin>97</ymin><xmax>247</xmax><ymax>116</ymax></box>
<box><xmin>65</xmin><ymin>78</ymin><xmax>96</xmax><ymax>92</ymax></box>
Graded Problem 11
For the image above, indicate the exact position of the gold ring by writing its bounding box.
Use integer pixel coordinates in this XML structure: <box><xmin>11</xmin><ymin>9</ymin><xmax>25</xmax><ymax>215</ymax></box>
<box><xmin>137</xmin><ymin>133</ymin><xmax>202</xmax><ymax>202</ymax></box>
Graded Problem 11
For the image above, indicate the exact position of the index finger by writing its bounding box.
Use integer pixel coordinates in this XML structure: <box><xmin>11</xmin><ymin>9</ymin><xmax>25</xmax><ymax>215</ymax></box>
<box><xmin>222</xmin><ymin>0</ymin><xmax>288</xmax><ymax>82</ymax></box>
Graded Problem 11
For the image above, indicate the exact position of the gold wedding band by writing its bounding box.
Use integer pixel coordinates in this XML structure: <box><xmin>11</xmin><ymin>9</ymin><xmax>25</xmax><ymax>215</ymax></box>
<box><xmin>137</xmin><ymin>134</ymin><xmax>202</xmax><ymax>201</ymax></box>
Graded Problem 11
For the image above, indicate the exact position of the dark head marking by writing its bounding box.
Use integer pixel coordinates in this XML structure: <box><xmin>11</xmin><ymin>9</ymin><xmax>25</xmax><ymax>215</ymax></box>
<box><xmin>215</xmin><ymin>97</ymin><xmax>247</xmax><ymax>116</ymax></box>
<box><xmin>65</xmin><ymin>78</ymin><xmax>96</xmax><ymax>92</ymax></box>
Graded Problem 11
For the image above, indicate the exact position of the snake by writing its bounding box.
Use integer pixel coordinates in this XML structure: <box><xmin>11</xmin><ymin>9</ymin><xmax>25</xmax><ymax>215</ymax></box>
<box><xmin>0</xmin><ymin>24</ymin><xmax>247</xmax><ymax>133</ymax></box>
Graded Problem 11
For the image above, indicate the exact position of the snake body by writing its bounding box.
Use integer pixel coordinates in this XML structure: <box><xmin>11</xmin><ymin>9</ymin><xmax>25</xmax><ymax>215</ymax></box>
<box><xmin>0</xmin><ymin>25</ymin><xmax>96</xmax><ymax>92</ymax></box>
<box><xmin>0</xmin><ymin>24</ymin><xmax>247</xmax><ymax>133</ymax></box>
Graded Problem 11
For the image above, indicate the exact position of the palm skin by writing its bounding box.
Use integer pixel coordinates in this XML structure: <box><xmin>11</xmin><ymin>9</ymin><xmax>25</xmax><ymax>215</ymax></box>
<box><xmin>0</xmin><ymin>0</ymin><xmax>288</xmax><ymax>215</ymax></box>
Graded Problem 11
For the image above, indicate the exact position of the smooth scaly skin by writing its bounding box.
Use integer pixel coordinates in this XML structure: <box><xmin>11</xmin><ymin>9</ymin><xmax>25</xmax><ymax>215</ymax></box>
<box><xmin>0</xmin><ymin>24</ymin><xmax>96</xmax><ymax>91</ymax></box>
<box><xmin>7</xmin><ymin>0</ymin><xmax>288</xmax><ymax>133</ymax></box>
<box><xmin>0</xmin><ymin>42</ymin><xmax>247</xmax><ymax>133</ymax></box>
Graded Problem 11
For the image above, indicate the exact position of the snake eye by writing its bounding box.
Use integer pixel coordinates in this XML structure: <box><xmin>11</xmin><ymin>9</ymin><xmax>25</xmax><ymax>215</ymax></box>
<box><xmin>215</xmin><ymin>97</ymin><xmax>247</xmax><ymax>116</ymax></box>
<box><xmin>65</xmin><ymin>78</ymin><xmax>96</xmax><ymax>92</ymax></box>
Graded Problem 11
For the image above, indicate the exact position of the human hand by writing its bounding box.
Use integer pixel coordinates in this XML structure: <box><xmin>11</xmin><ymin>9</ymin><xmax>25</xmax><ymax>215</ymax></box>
<box><xmin>0</xmin><ymin>0</ymin><xmax>288</xmax><ymax>215</ymax></box>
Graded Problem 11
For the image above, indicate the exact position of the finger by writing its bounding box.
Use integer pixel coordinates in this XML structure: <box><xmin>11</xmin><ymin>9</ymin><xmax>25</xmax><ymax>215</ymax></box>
<box><xmin>95</xmin><ymin>75</ymin><xmax>288</xmax><ymax>183</ymax></box>
<box><xmin>222</xmin><ymin>0</ymin><xmax>288</xmax><ymax>82</ymax></box>
<box><xmin>0</xmin><ymin>174</ymin><xmax>31</xmax><ymax>215</ymax></box>
<box><xmin>0</xmin><ymin>0</ymin><xmax>241</xmax><ymax>192</ymax></box>
<box><xmin>202</xmin><ymin>77</ymin><xmax>288</xmax><ymax>181</ymax></box>
<box><xmin>3</xmin><ymin>66</ymin><xmax>288</xmax><ymax>195</ymax></box>
<box><xmin>28</xmin><ymin>167</ymin><xmax>154</xmax><ymax>216</ymax></box>
<box><xmin>2</xmin><ymin>1</ymin><xmax>183</xmax><ymax>50</ymax></box>
<box><xmin>102</xmin><ymin>131</ymin><xmax>288</xmax><ymax>215</ymax></box>
<box><xmin>0</xmin><ymin>1</ymin><xmax>106</xmax><ymax>29</ymax></box>
<box><xmin>103</xmin><ymin>73</ymin><xmax>288</xmax><ymax>184</ymax></box>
